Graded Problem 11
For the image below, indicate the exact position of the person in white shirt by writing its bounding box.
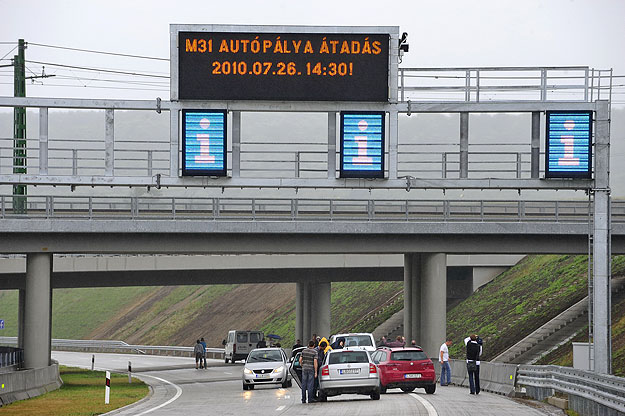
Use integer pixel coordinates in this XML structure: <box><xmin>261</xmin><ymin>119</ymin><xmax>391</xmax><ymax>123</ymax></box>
<box><xmin>439</xmin><ymin>338</ymin><xmax>453</xmax><ymax>386</ymax></box>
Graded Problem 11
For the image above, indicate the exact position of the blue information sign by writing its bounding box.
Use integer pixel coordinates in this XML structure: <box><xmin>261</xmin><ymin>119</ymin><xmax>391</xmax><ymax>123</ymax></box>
<box><xmin>0</xmin><ymin>320</ymin><xmax>4</xmax><ymax>330</ymax></box>
<box><xmin>340</xmin><ymin>112</ymin><xmax>385</xmax><ymax>178</ymax></box>
<box><xmin>182</xmin><ymin>110</ymin><xmax>227</xmax><ymax>176</ymax></box>
<box><xmin>545</xmin><ymin>111</ymin><xmax>592</xmax><ymax>179</ymax></box>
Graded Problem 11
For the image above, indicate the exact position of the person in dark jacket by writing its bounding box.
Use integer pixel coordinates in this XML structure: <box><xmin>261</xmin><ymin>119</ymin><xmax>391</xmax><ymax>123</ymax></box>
<box><xmin>256</xmin><ymin>337</ymin><xmax>267</xmax><ymax>348</ymax></box>
<box><xmin>465</xmin><ymin>334</ymin><xmax>482</xmax><ymax>394</ymax></box>
<box><xmin>194</xmin><ymin>340</ymin><xmax>204</xmax><ymax>369</ymax></box>
<box><xmin>330</xmin><ymin>337</ymin><xmax>345</xmax><ymax>350</ymax></box>
<box><xmin>313</xmin><ymin>340</ymin><xmax>328</xmax><ymax>399</ymax></box>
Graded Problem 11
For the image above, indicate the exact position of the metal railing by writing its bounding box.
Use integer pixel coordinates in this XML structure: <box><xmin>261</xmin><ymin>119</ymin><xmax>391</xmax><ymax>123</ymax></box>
<box><xmin>518</xmin><ymin>364</ymin><xmax>625</xmax><ymax>415</ymax></box>
<box><xmin>1</xmin><ymin>195</ymin><xmax>623</xmax><ymax>224</ymax></box>
<box><xmin>0</xmin><ymin>347</ymin><xmax>24</xmax><ymax>370</ymax></box>
<box><xmin>0</xmin><ymin>337</ymin><xmax>224</xmax><ymax>360</ymax></box>
<box><xmin>398</xmin><ymin>67</ymin><xmax>612</xmax><ymax>103</ymax></box>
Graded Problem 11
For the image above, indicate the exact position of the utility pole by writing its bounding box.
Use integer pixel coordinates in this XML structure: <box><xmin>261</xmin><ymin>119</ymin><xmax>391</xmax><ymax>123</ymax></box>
<box><xmin>13</xmin><ymin>39</ymin><xmax>26</xmax><ymax>213</ymax></box>
<box><xmin>10</xmin><ymin>39</ymin><xmax>55</xmax><ymax>214</ymax></box>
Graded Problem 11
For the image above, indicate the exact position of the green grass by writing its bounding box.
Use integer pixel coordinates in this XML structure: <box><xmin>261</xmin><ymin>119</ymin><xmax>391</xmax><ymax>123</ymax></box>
<box><xmin>0</xmin><ymin>366</ymin><xmax>148</xmax><ymax>415</ymax></box>
<box><xmin>446</xmin><ymin>255</ymin><xmax>625</xmax><ymax>361</ymax></box>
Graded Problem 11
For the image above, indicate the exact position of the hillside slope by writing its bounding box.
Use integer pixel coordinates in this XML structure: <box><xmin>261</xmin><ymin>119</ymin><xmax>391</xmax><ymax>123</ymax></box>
<box><xmin>445</xmin><ymin>255</ymin><xmax>625</xmax><ymax>368</ymax></box>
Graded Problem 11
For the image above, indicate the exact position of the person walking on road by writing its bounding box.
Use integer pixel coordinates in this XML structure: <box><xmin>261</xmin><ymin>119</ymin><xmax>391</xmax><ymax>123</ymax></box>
<box><xmin>299</xmin><ymin>340</ymin><xmax>318</xmax><ymax>403</ymax></box>
<box><xmin>439</xmin><ymin>338</ymin><xmax>452</xmax><ymax>386</ymax></box>
<box><xmin>194</xmin><ymin>339</ymin><xmax>204</xmax><ymax>370</ymax></box>
<box><xmin>292</xmin><ymin>339</ymin><xmax>303</xmax><ymax>350</ymax></box>
<box><xmin>465</xmin><ymin>334</ymin><xmax>482</xmax><ymax>394</ymax></box>
<box><xmin>200</xmin><ymin>337</ymin><xmax>207</xmax><ymax>369</ymax></box>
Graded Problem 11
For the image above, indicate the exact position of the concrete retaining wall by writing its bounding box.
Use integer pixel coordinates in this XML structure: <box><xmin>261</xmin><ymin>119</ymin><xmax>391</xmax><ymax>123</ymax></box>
<box><xmin>0</xmin><ymin>362</ymin><xmax>63</xmax><ymax>407</ymax></box>
<box><xmin>433</xmin><ymin>359</ymin><xmax>518</xmax><ymax>396</ymax></box>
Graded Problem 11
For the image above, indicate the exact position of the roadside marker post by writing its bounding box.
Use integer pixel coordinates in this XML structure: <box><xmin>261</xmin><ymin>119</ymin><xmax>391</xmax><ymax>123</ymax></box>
<box><xmin>91</xmin><ymin>354</ymin><xmax>95</xmax><ymax>370</ymax></box>
<box><xmin>128</xmin><ymin>361</ymin><xmax>132</xmax><ymax>384</ymax></box>
<box><xmin>105</xmin><ymin>371</ymin><xmax>110</xmax><ymax>404</ymax></box>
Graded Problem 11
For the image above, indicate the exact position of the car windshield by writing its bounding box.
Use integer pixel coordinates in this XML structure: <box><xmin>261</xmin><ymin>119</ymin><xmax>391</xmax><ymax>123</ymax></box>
<box><xmin>247</xmin><ymin>350</ymin><xmax>282</xmax><ymax>363</ymax></box>
<box><xmin>391</xmin><ymin>350</ymin><xmax>428</xmax><ymax>361</ymax></box>
<box><xmin>342</xmin><ymin>335</ymin><xmax>373</xmax><ymax>347</ymax></box>
<box><xmin>329</xmin><ymin>351</ymin><xmax>369</xmax><ymax>364</ymax></box>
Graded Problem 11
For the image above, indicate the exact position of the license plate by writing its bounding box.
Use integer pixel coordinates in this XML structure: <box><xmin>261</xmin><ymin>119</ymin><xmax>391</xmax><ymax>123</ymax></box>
<box><xmin>256</xmin><ymin>373</ymin><xmax>271</xmax><ymax>378</ymax></box>
<box><xmin>339</xmin><ymin>368</ymin><xmax>360</xmax><ymax>375</ymax></box>
<box><xmin>405</xmin><ymin>373</ymin><xmax>422</xmax><ymax>379</ymax></box>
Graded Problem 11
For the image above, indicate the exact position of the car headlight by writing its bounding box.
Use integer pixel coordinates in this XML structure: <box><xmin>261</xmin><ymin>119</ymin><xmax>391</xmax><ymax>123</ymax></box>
<box><xmin>272</xmin><ymin>366</ymin><xmax>284</xmax><ymax>373</ymax></box>
<box><xmin>244</xmin><ymin>368</ymin><xmax>253</xmax><ymax>375</ymax></box>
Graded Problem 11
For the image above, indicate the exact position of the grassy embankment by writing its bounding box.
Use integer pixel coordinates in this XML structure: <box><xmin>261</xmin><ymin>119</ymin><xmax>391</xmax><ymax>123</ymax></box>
<box><xmin>0</xmin><ymin>366</ymin><xmax>148</xmax><ymax>416</ymax></box>
<box><xmin>445</xmin><ymin>254</ymin><xmax>625</xmax><ymax>377</ymax></box>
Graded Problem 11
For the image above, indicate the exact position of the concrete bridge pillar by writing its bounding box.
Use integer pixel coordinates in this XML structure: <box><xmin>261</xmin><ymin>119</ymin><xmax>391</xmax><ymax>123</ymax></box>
<box><xmin>24</xmin><ymin>253</ymin><xmax>52</xmax><ymax>369</ymax></box>
<box><xmin>403</xmin><ymin>254</ymin><xmax>420</xmax><ymax>343</ymax></box>
<box><xmin>296</xmin><ymin>281</ymin><xmax>331</xmax><ymax>343</ymax></box>
<box><xmin>310</xmin><ymin>282</ymin><xmax>331</xmax><ymax>339</ymax></box>
<box><xmin>404</xmin><ymin>253</ymin><xmax>447</xmax><ymax>359</ymax></box>
<box><xmin>420</xmin><ymin>253</ymin><xmax>447</xmax><ymax>359</ymax></box>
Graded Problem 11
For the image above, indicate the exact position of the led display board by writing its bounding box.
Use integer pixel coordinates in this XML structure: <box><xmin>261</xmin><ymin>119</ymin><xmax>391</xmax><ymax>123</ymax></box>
<box><xmin>340</xmin><ymin>112</ymin><xmax>385</xmax><ymax>178</ymax></box>
<box><xmin>545</xmin><ymin>111</ymin><xmax>592</xmax><ymax>179</ymax></box>
<box><xmin>178</xmin><ymin>32</ymin><xmax>389</xmax><ymax>102</ymax></box>
<box><xmin>182</xmin><ymin>110</ymin><xmax>227</xmax><ymax>176</ymax></box>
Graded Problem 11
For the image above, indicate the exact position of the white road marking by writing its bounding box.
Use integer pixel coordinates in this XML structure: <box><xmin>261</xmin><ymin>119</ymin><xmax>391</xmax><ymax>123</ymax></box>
<box><xmin>133</xmin><ymin>374</ymin><xmax>183</xmax><ymax>416</ymax></box>
<box><xmin>276</xmin><ymin>405</ymin><xmax>285</xmax><ymax>411</ymax></box>
<box><xmin>410</xmin><ymin>393</ymin><xmax>438</xmax><ymax>416</ymax></box>
<box><xmin>224</xmin><ymin>371</ymin><xmax>232</xmax><ymax>375</ymax></box>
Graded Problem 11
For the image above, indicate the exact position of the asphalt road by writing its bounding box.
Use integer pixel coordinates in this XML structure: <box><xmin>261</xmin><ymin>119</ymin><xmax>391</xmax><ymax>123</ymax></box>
<box><xmin>52</xmin><ymin>351</ymin><xmax>563</xmax><ymax>416</ymax></box>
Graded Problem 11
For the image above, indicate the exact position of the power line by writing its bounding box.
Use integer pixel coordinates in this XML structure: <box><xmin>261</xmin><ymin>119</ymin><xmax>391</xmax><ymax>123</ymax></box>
<box><xmin>28</xmin><ymin>42</ymin><xmax>169</xmax><ymax>62</ymax></box>
<box><xmin>0</xmin><ymin>81</ymin><xmax>167</xmax><ymax>92</ymax></box>
<box><xmin>27</xmin><ymin>60</ymin><xmax>169</xmax><ymax>79</ymax></box>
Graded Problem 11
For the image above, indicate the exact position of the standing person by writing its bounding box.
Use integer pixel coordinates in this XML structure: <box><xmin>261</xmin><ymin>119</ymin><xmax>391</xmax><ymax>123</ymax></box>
<box><xmin>194</xmin><ymin>339</ymin><xmax>203</xmax><ymax>370</ymax></box>
<box><xmin>292</xmin><ymin>339</ymin><xmax>303</xmax><ymax>350</ymax></box>
<box><xmin>299</xmin><ymin>340</ymin><xmax>318</xmax><ymax>403</ymax></box>
<box><xmin>200</xmin><ymin>337</ymin><xmax>207</xmax><ymax>369</ymax></box>
<box><xmin>330</xmin><ymin>336</ymin><xmax>345</xmax><ymax>350</ymax></box>
<box><xmin>465</xmin><ymin>334</ymin><xmax>481</xmax><ymax>394</ymax></box>
<box><xmin>256</xmin><ymin>337</ymin><xmax>267</xmax><ymax>348</ymax></box>
<box><xmin>439</xmin><ymin>338</ymin><xmax>453</xmax><ymax>386</ymax></box>
<box><xmin>313</xmin><ymin>340</ymin><xmax>328</xmax><ymax>399</ymax></box>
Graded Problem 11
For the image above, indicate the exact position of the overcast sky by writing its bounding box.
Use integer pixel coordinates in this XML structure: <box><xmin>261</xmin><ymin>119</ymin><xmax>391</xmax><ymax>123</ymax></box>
<box><xmin>1</xmin><ymin>0</ymin><xmax>624</xmax><ymax>101</ymax></box>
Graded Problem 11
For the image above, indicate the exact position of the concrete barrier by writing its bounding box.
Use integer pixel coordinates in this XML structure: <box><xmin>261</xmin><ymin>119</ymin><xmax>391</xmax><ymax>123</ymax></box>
<box><xmin>0</xmin><ymin>362</ymin><xmax>63</xmax><ymax>406</ymax></box>
<box><xmin>433</xmin><ymin>359</ymin><xmax>518</xmax><ymax>396</ymax></box>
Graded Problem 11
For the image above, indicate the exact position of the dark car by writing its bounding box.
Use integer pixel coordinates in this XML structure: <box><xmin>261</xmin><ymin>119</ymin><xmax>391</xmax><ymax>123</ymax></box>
<box><xmin>370</xmin><ymin>346</ymin><xmax>436</xmax><ymax>394</ymax></box>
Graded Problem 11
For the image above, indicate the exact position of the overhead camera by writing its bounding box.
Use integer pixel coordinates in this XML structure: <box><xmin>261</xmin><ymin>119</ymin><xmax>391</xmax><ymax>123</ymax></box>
<box><xmin>399</xmin><ymin>32</ymin><xmax>409</xmax><ymax>53</ymax></box>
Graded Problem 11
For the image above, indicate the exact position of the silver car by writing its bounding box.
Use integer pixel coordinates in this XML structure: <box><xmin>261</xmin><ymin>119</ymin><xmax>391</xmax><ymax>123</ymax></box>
<box><xmin>318</xmin><ymin>347</ymin><xmax>381</xmax><ymax>401</ymax></box>
<box><xmin>242</xmin><ymin>348</ymin><xmax>291</xmax><ymax>390</ymax></box>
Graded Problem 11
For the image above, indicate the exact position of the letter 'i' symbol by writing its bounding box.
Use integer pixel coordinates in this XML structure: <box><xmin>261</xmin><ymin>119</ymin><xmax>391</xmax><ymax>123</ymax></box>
<box><xmin>195</xmin><ymin>118</ymin><xmax>215</xmax><ymax>164</ymax></box>
<box><xmin>353</xmin><ymin>119</ymin><xmax>373</xmax><ymax>165</ymax></box>
<box><xmin>558</xmin><ymin>119</ymin><xmax>579</xmax><ymax>166</ymax></box>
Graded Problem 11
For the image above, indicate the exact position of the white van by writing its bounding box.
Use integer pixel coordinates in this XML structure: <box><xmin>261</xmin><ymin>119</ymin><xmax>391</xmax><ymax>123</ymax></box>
<box><xmin>329</xmin><ymin>333</ymin><xmax>377</xmax><ymax>353</ymax></box>
<box><xmin>223</xmin><ymin>330</ymin><xmax>264</xmax><ymax>363</ymax></box>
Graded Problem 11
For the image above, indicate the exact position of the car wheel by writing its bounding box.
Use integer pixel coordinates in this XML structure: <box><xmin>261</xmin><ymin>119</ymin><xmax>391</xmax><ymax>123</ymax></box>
<box><xmin>281</xmin><ymin>379</ymin><xmax>289</xmax><ymax>388</ymax></box>
<box><xmin>287</xmin><ymin>379</ymin><xmax>292</xmax><ymax>387</ymax></box>
<box><xmin>318</xmin><ymin>391</ymin><xmax>327</xmax><ymax>402</ymax></box>
<box><xmin>379</xmin><ymin>382</ymin><xmax>387</xmax><ymax>394</ymax></box>
<box><xmin>425</xmin><ymin>384</ymin><xmax>436</xmax><ymax>394</ymax></box>
<box><xmin>248</xmin><ymin>384</ymin><xmax>255</xmax><ymax>390</ymax></box>
<box><xmin>401</xmin><ymin>387</ymin><xmax>415</xmax><ymax>393</ymax></box>
<box><xmin>370</xmin><ymin>390</ymin><xmax>381</xmax><ymax>400</ymax></box>
<box><xmin>243</xmin><ymin>383</ymin><xmax>248</xmax><ymax>390</ymax></box>
<box><xmin>225</xmin><ymin>357</ymin><xmax>229</xmax><ymax>364</ymax></box>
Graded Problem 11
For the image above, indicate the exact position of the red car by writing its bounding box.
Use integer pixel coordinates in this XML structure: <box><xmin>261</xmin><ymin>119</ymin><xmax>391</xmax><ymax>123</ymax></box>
<box><xmin>370</xmin><ymin>346</ymin><xmax>436</xmax><ymax>394</ymax></box>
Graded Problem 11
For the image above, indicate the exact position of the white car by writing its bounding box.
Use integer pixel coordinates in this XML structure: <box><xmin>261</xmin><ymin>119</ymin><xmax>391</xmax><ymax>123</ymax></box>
<box><xmin>242</xmin><ymin>348</ymin><xmax>291</xmax><ymax>390</ymax></box>
<box><xmin>329</xmin><ymin>333</ymin><xmax>377</xmax><ymax>352</ymax></box>
<box><xmin>318</xmin><ymin>347</ymin><xmax>381</xmax><ymax>401</ymax></box>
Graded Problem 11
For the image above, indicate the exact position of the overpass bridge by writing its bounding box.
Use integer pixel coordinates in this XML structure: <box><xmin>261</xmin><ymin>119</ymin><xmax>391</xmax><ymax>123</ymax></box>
<box><xmin>0</xmin><ymin>37</ymin><xmax>617</xmax><ymax>399</ymax></box>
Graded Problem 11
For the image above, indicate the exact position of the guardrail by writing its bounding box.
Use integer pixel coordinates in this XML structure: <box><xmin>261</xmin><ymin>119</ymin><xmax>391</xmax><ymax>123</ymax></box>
<box><xmin>1</xmin><ymin>196</ymin><xmax>622</xmax><ymax>223</ymax></box>
<box><xmin>518</xmin><ymin>364</ymin><xmax>625</xmax><ymax>415</ymax></box>
<box><xmin>0</xmin><ymin>337</ymin><xmax>225</xmax><ymax>360</ymax></box>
